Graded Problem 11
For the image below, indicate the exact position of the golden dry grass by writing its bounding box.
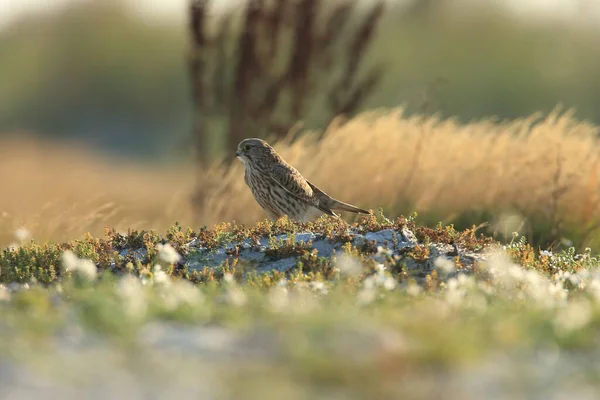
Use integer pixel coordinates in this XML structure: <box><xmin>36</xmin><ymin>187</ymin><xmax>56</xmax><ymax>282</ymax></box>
<box><xmin>1</xmin><ymin>107</ymin><xmax>599</xmax><ymax>248</ymax></box>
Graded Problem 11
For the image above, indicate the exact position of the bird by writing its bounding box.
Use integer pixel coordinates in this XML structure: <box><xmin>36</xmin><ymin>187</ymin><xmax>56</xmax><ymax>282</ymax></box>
<box><xmin>235</xmin><ymin>138</ymin><xmax>371</xmax><ymax>222</ymax></box>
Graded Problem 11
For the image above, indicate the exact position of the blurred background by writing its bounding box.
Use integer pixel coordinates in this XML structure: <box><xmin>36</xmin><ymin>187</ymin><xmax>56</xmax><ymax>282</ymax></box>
<box><xmin>2</xmin><ymin>0</ymin><xmax>600</xmax><ymax>249</ymax></box>
<box><xmin>2</xmin><ymin>0</ymin><xmax>600</xmax><ymax>160</ymax></box>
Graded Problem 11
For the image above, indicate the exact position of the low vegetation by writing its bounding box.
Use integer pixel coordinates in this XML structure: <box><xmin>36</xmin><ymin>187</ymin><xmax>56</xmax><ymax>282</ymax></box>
<box><xmin>2</xmin><ymin>108</ymin><xmax>599</xmax><ymax>251</ymax></box>
<box><xmin>2</xmin><ymin>110</ymin><xmax>600</xmax><ymax>395</ymax></box>
<box><xmin>1</xmin><ymin>215</ymin><xmax>599</xmax><ymax>397</ymax></box>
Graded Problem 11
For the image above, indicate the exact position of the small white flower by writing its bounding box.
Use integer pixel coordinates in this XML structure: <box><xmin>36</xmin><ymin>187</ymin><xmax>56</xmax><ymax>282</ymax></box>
<box><xmin>554</xmin><ymin>300</ymin><xmax>592</xmax><ymax>334</ymax></box>
<box><xmin>61</xmin><ymin>250</ymin><xmax>79</xmax><ymax>272</ymax></box>
<box><xmin>445</xmin><ymin>288</ymin><xmax>464</xmax><ymax>307</ymax></box>
<box><xmin>357</xmin><ymin>287</ymin><xmax>376</xmax><ymax>305</ymax></box>
<box><xmin>588</xmin><ymin>279</ymin><xmax>600</xmax><ymax>302</ymax></box>
<box><xmin>376</xmin><ymin>246</ymin><xmax>393</xmax><ymax>257</ymax></box>
<box><xmin>276</xmin><ymin>279</ymin><xmax>288</xmax><ymax>288</ymax></box>
<box><xmin>507</xmin><ymin>265</ymin><xmax>525</xmax><ymax>281</ymax></box>
<box><xmin>406</xmin><ymin>283</ymin><xmax>422</xmax><ymax>297</ymax></box>
<box><xmin>268</xmin><ymin>285</ymin><xmax>289</xmax><ymax>313</ymax></box>
<box><xmin>15</xmin><ymin>227</ymin><xmax>31</xmax><ymax>242</ymax></box>
<box><xmin>156</xmin><ymin>243</ymin><xmax>181</xmax><ymax>265</ymax></box>
<box><xmin>362</xmin><ymin>275</ymin><xmax>376</xmax><ymax>291</ymax></box>
<box><xmin>383</xmin><ymin>276</ymin><xmax>397</xmax><ymax>291</ymax></box>
<box><xmin>310</xmin><ymin>281</ymin><xmax>328</xmax><ymax>295</ymax></box>
<box><xmin>457</xmin><ymin>274</ymin><xmax>474</xmax><ymax>288</ymax></box>
<box><xmin>153</xmin><ymin>265</ymin><xmax>169</xmax><ymax>286</ymax></box>
<box><xmin>335</xmin><ymin>254</ymin><xmax>363</xmax><ymax>277</ymax></box>
<box><xmin>161</xmin><ymin>280</ymin><xmax>202</xmax><ymax>311</ymax></box>
<box><xmin>76</xmin><ymin>259</ymin><xmax>98</xmax><ymax>281</ymax></box>
<box><xmin>174</xmin><ymin>281</ymin><xmax>203</xmax><ymax>306</ymax></box>
<box><xmin>117</xmin><ymin>275</ymin><xmax>147</xmax><ymax>318</ymax></box>
<box><xmin>60</xmin><ymin>250</ymin><xmax>97</xmax><ymax>280</ymax></box>
<box><xmin>539</xmin><ymin>250</ymin><xmax>553</xmax><ymax>257</ymax></box>
<box><xmin>223</xmin><ymin>273</ymin><xmax>235</xmax><ymax>284</ymax></box>
<box><xmin>547</xmin><ymin>282</ymin><xmax>568</xmax><ymax>303</ymax></box>
<box><xmin>446</xmin><ymin>277</ymin><xmax>459</xmax><ymax>291</ymax></box>
<box><xmin>434</xmin><ymin>257</ymin><xmax>456</xmax><ymax>275</ymax></box>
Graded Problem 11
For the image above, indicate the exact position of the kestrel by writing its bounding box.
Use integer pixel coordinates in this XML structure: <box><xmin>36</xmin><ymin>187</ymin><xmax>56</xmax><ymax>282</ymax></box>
<box><xmin>235</xmin><ymin>138</ymin><xmax>371</xmax><ymax>222</ymax></box>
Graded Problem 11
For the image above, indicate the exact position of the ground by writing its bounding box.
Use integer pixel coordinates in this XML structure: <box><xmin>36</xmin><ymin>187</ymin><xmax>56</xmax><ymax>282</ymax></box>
<box><xmin>1</xmin><ymin>214</ymin><xmax>599</xmax><ymax>399</ymax></box>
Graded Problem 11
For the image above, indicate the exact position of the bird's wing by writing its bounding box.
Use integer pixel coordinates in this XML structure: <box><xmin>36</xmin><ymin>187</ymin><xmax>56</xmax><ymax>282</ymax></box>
<box><xmin>268</xmin><ymin>164</ymin><xmax>336</xmax><ymax>217</ymax></box>
<box><xmin>268</xmin><ymin>164</ymin><xmax>317</xmax><ymax>205</ymax></box>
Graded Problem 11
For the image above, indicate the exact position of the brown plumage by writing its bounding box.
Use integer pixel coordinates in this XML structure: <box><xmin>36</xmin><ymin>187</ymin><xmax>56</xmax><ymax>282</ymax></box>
<box><xmin>235</xmin><ymin>138</ymin><xmax>371</xmax><ymax>222</ymax></box>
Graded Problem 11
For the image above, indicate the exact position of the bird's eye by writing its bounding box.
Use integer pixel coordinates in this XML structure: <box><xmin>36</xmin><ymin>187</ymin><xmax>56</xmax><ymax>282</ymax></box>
<box><xmin>244</xmin><ymin>145</ymin><xmax>250</xmax><ymax>151</ymax></box>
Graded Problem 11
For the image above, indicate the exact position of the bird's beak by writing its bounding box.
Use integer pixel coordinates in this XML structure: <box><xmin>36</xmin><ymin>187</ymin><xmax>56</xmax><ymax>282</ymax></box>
<box><xmin>235</xmin><ymin>151</ymin><xmax>241</xmax><ymax>157</ymax></box>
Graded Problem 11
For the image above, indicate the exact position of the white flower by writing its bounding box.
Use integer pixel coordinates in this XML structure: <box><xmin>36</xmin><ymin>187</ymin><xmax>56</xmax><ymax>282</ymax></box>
<box><xmin>457</xmin><ymin>274</ymin><xmax>475</xmax><ymax>288</ymax></box>
<box><xmin>383</xmin><ymin>276</ymin><xmax>397</xmax><ymax>291</ymax></box>
<box><xmin>310</xmin><ymin>281</ymin><xmax>328</xmax><ymax>295</ymax></box>
<box><xmin>406</xmin><ymin>283</ymin><xmax>422</xmax><ymax>297</ymax></box>
<box><xmin>276</xmin><ymin>279</ymin><xmax>288</xmax><ymax>288</ymax></box>
<box><xmin>117</xmin><ymin>275</ymin><xmax>147</xmax><ymax>318</ymax></box>
<box><xmin>507</xmin><ymin>265</ymin><xmax>525</xmax><ymax>282</ymax></box>
<box><xmin>444</xmin><ymin>276</ymin><xmax>468</xmax><ymax>307</ymax></box>
<box><xmin>335</xmin><ymin>254</ymin><xmax>363</xmax><ymax>277</ymax></box>
<box><xmin>160</xmin><ymin>280</ymin><xmax>203</xmax><ymax>311</ymax></box>
<box><xmin>61</xmin><ymin>250</ymin><xmax>79</xmax><ymax>272</ymax></box>
<box><xmin>434</xmin><ymin>256</ymin><xmax>456</xmax><ymax>275</ymax></box>
<box><xmin>15</xmin><ymin>227</ymin><xmax>30</xmax><ymax>242</ymax></box>
<box><xmin>554</xmin><ymin>300</ymin><xmax>592</xmax><ymax>334</ymax></box>
<box><xmin>268</xmin><ymin>285</ymin><xmax>289</xmax><ymax>313</ymax></box>
<box><xmin>61</xmin><ymin>250</ymin><xmax>97</xmax><ymax>281</ymax></box>
<box><xmin>174</xmin><ymin>281</ymin><xmax>203</xmax><ymax>306</ymax></box>
<box><xmin>76</xmin><ymin>259</ymin><xmax>98</xmax><ymax>281</ymax></box>
<box><xmin>376</xmin><ymin>246</ymin><xmax>393</xmax><ymax>257</ymax></box>
<box><xmin>357</xmin><ymin>287</ymin><xmax>376</xmax><ymax>305</ymax></box>
<box><xmin>223</xmin><ymin>273</ymin><xmax>235</xmax><ymax>284</ymax></box>
<box><xmin>588</xmin><ymin>279</ymin><xmax>600</xmax><ymax>302</ymax></box>
<box><xmin>152</xmin><ymin>265</ymin><xmax>169</xmax><ymax>286</ymax></box>
<box><xmin>362</xmin><ymin>275</ymin><xmax>376</xmax><ymax>291</ymax></box>
<box><xmin>156</xmin><ymin>243</ymin><xmax>181</xmax><ymax>265</ymax></box>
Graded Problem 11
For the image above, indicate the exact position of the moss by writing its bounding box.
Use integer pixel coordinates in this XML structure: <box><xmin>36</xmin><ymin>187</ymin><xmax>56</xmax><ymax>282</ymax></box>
<box><xmin>414</xmin><ymin>222</ymin><xmax>497</xmax><ymax>252</ymax></box>
<box><xmin>1</xmin><ymin>243</ymin><xmax>63</xmax><ymax>284</ymax></box>
<box><xmin>265</xmin><ymin>234</ymin><xmax>313</xmax><ymax>260</ymax></box>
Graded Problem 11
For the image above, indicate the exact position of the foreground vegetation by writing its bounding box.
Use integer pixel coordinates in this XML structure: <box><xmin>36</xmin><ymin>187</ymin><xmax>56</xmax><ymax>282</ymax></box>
<box><xmin>1</xmin><ymin>216</ymin><xmax>600</xmax><ymax>398</ymax></box>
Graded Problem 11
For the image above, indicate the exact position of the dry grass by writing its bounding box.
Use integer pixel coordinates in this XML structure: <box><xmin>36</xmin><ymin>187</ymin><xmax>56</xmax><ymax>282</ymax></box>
<box><xmin>0</xmin><ymin>135</ymin><xmax>197</xmax><ymax>246</ymax></box>
<box><xmin>2</xmin><ymin>107</ymin><xmax>600</xmax><ymax>248</ymax></box>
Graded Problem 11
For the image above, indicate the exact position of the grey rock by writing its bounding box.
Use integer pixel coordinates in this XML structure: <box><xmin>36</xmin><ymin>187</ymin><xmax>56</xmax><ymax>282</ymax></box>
<box><xmin>117</xmin><ymin>227</ymin><xmax>489</xmax><ymax>278</ymax></box>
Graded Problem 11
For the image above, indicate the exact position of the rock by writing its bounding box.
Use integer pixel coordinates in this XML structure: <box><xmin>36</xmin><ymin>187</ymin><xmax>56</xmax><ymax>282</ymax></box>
<box><xmin>115</xmin><ymin>226</ymin><xmax>490</xmax><ymax>279</ymax></box>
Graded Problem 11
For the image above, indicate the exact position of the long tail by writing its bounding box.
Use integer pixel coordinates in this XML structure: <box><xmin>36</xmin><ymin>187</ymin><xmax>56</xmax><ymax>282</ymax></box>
<box><xmin>327</xmin><ymin>198</ymin><xmax>371</xmax><ymax>214</ymax></box>
<box><xmin>307</xmin><ymin>180</ymin><xmax>371</xmax><ymax>215</ymax></box>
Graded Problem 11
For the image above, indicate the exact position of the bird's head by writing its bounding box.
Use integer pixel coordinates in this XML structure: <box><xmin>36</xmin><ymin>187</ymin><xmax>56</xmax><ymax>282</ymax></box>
<box><xmin>235</xmin><ymin>138</ymin><xmax>273</xmax><ymax>165</ymax></box>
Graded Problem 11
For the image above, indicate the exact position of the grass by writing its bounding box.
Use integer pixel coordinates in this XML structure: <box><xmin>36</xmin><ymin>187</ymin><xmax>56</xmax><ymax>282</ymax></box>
<box><xmin>3</xmin><ymin>109</ymin><xmax>600</xmax><ymax>395</ymax></box>
<box><xmin>2</xmin><ymin>107</ymin><xmax>600</xmax><ymax>250</ymax></box>
<box><xmin>1</xmin><ymin>219</ymin><xmax>600</xmax><ymax>398</ymax></box>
